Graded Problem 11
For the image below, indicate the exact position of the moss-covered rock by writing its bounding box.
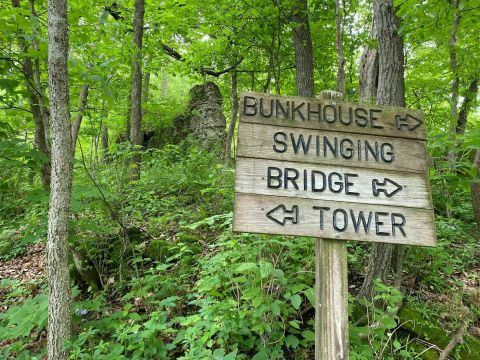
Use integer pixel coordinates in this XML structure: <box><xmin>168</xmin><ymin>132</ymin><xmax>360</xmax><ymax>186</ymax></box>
<box><xmin>399</xmin><ymin>305</ymin><xmax>480</xmax><ymax>359</ymax></box>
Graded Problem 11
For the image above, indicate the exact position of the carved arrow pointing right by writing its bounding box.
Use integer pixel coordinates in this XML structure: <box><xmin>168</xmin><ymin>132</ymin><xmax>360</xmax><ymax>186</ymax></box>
<box><xmin>372</xmin><ymin>178</ymin><xmax>403</xmax><ymax>198</ymax></box>
<box><xmin>395</xmin><ymin>113</ymin><xmax>423</xmax><ymax>131</ymax></box>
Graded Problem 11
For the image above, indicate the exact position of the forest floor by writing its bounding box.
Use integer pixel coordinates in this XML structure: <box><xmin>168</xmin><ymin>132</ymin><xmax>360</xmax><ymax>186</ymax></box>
<box><xmin>0</xmin><ymin>243</ymin><xmax>45</xmax><ymax>283</ymax></box>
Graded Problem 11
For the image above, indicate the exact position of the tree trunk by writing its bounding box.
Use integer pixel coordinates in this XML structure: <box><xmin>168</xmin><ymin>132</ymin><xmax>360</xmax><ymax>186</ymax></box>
<box><xmin>456</xmin><ymin>78</ymin><xmax>479</xmax><ymax>135</ymax></box>
<box><xmin>225</xmin><ymin>70</ymin><xmax>238</xmax><ymax>158</ymax></box>
<box><xmin>46</xmin><ymin>0</ymin><xmax>72</xmax><ymax>357</ymax></box>
<box><xmin>71</xmin><ymin>84</ymin><xmax>89</xmax><ymax>155</ymax></box>
<box><xmin>447</xmin><ymin>0</ymin><xmax>461</xmax><ymax>165</ymax></box>
<box><xmin>29</xmin><ymin>0</ymin><xmax>50</xmax><ymax>149</ymax></box>
<box><xmin>129</xmin><ymin>0</ymin><xmax>145</xmax><ymax>180</ymax></box>
<box><xmin>292</xmin><ymin>0</ymin><xmax>314</xmax><ymax>97</ymax></box>
<box><xmin>449</xmin><ymin>0</ymin><xmax>460</xmax><ymax>129</ymax></box>
<box><xmin>359</xmin><ymin>21</ymin><xmax>378</xmax><ymax>103</ymax></box>
<box><xmin>12</xmin><ymin>0</ymin><xmax>51</xmax><ymax>190</ymax></box>
<box><xmin>472</xmin><ymin>150</ymin><xmax>480</xmax><ymax>230</ymax></box>
<box><xmin>358</xmin><ymin>0</ymin><xmax>405</xmax><ymax>299</ymax></box>
<box><xmin>101</xmin><ymin>124</ymin><xmax>109</xmax><ymax>164</ymax></box>
<box><xmin>335</xmin><ymin>0</ymin><xmax>345</xmax><ymax>95</ymax></box>
<box><xmin>143</xmin><ymin>72</ymin><xmax>150</xmax><ymax>102</ymax></box>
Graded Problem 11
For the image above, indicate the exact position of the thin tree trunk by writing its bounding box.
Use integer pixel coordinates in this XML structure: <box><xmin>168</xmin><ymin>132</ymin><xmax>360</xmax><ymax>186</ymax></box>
<box><xmin>225</xmin><ymin>70</ymin><xmax>238</xmax><ymax>159</ymax></box>
<box><xmin>358</xmin><ymin>0</ymin><xmax>405</xmax><ymax>299</ymax></box>
<box><xmin>449</xmin><ymin>0</ymin><xmax>460</xmax><ymax>130</ymax></box>
<box><xmin>446</xmin><ymin>0</ymin><xmax>461</xmax><ymax>173</ymax></box>
<box><xmin>335</xmin><ymin>0</ymin><xmax>345</xmax><ymax>95</ymax></box>
<box><xmin>71</xmin><ymin>84</ymin><xmax>89</xmax><ymax>155</ymax></box>
<box><xmin>456</xmin><ymin>78</ymin><xmax>479</xmax><ymax>135</ymax></box>
<box><xmin>12</xmin><ymin>0</ymin><xmax>51</xmax><ymax>189</ymax></box>
<box><xmin>292</xmin><ymin>0</ymin><xmax>314</xmax><ymax>97</ymax></box>
<box><xmin>29</xmin><ymin>0</ymin><xmax>50</xmax><ymax>149</ymax></box>
<box><xmin>129</xmin><ymin>0</ymin><xmax>145</xmax><ymax>180</ymax></box>
<box><xmin>46</xmin><ymin>0</ymin><xmax>72</xmax><ymax>357</ymax></box>
<box><xmin>472</xmin><ymin>149</ymin><xmax>480</xmax><ymax>230</ymax></box>
<box><xmin>143</xmin><ymin>72</ymin><xmax>150</xmax><ymax>102</ymax></box>
<box><xmin>101</xmin><ymin>124</ymin><xmax>109</xmax><ymax>164</ymax></box>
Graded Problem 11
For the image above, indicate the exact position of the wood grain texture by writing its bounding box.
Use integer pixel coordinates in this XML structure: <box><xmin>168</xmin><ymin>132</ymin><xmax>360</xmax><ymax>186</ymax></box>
<box><xmin>237</xmin><ymin>122</ymin><xmax>428</xmax><ymax>173</ymax></box>
<box><xmin>240</xmin><ymin>91</ymin><xmax>426</xmax><ymax>140</ymax></box>
<box><xmin>233</xmin><ymin>193</ymin><xmax>436</xmax><ymax>246</ymax></box>
<box><xmin>315</xmin><ymin>239</ymin><xmax>348</xmax><ymax>360</ymax></box>
<box><xmin>235</xmin><ymin>157</ymin><xmax>432</xmax><ymax>209</ymax></box>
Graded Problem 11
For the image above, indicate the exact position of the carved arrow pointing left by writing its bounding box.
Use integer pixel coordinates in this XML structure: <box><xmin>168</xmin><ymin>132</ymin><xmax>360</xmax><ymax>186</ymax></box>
<box><xmin>266</xmin><ymin>204</ymin><xmax>299</xmax><ymax>226</ymax></box>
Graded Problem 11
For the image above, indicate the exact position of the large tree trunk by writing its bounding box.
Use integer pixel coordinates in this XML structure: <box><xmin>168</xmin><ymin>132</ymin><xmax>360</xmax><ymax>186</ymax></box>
<box><xmin>292</xmin><ymin>0</ymin><xmax>314</xmax><ymax>97</ymax></box>
<box><xmin>225</xmin><ymin>70</ymin><xmax>238</xmax><ymax>159</ymax></box>
<box><xmin>472</xmin><ymin>150</ymin><xmax>480</xmax><ymax>230</ymax></box>
<box><xmin>358</xmin><ymin>0</ymin><xmax>405</xmax><ymax>299</ymax></box>
<box><xmin>71</xmin><ymin>84</ymin><xmax>89</xmax><ymax>155</ymax></box>
<box><xmin>12</xmin><ymin>0</ymin><xmax>51</xmax><ymax>189</ymax></box>
<box><xmin>129</xmin><ymin>0</ymin><xmax>145</xmax><ymax>180</ymax></box>
<box><xmin>46</xmin><ymin>0</ymin><xmax>72</xmax><ymax>358</ymax></box>
<box><xmin>335</xmin><ymin>0</ymin><xmax>345</xmax><ymax>95</ymax></box>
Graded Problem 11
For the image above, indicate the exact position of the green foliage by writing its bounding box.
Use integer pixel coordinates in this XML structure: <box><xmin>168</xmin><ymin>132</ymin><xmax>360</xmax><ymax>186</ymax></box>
<box><xmin>349</xmin><ymin>281</ymin><xmax>417</xmax><ymax>360</ymax></box>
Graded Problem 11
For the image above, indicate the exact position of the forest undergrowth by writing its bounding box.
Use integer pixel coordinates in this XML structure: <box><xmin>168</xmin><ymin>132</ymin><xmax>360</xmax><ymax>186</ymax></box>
<box><xmin>0</xmin><ymin>138</ymin><xmax>478</xmax><ymax>359</ymax></box>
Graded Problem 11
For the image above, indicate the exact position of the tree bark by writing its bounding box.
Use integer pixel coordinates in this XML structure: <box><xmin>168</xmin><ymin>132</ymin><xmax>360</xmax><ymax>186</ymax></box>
<box><xmin>29</xmin><ymin>0</ymin><xmax>50</xmax><ymax>149</ymax></box>
<box><xmin>472</xmin><ymin>150</ymin><xmax>480</xmax><ymax>230</ymax></box>
<box><xmin>449</xmin><ymin>0</ymin><xmax>460</xmax><ymax>128</ymax></box>
<box><xmin>335</xmin><ymin>0</ymin><xmax>345</xmax><ymax>95</ymax></box>
<box><xmin>292</xmin><ymin>0</ymin><xmax>314</xmax><ymax>97</ymax></box>
<box><xmin>359</xmin><ymin>21</ymin><xmax>378</xmax><ymax>103</ymax></box>
<box><xmin>12</xmin><ymin>0</ymin><xmax>51</xmax><ymax>189</ymax></box>
<box><xmin>225</xmin><ymin>70</ymin><xmax>238</xmax><ymax>159</ymax></box>
<box><xmin>46</xmin><ymin>0</ymin><xmax>72</xmax><ymax>358</ymax></box>
<box><xmin>129</xmin><ymin>0</ymin><xmax>145</xmax><ymax>180</ymax></box>
<box><xmin>456</xmin><ymin>78</ymin><xmax>479</xmax><ymax>135</ymax></box>
<box><xmin>101</xmin><ymin>124</ymin><xmax>109</xmax><ymax>164</ymax></box>
<box><xmin>375</xmin><ymin>0</ymin><xmax>405</xmax><ymax>107</ymax></box>
<box><xmin>358</xmin><ymin>0</ymin><xmax>405</xmax><ymax>299</ymax></box>
<box><xmin>71</xmin><ymin>84</ymin><xmax>89</xmax><ymax>155</ymax></box>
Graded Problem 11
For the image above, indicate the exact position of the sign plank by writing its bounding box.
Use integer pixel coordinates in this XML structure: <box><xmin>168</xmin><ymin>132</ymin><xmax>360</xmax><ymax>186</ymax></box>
<box><xmin>233</xmin><ymin>193</ymin><xmax>436</xmax><ymax>246</ymax></box>
<box><xmin>240</xmin><ymin>91</ymin><xmax>426</xmax><ymax>141</ymax></box>
<box><xmin>237</xmin><ymin>122</ymin><xmax>428</xmax><ymax>173</ymax></box>
<box><xmin>235</xmin><ymin>157</ymin><xmax>432</xmax><ymax>209</ymax></box>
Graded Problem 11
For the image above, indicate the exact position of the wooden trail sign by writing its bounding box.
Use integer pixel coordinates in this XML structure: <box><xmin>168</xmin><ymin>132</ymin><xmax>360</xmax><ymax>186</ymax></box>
<box><xmin>232</xmin><ymin>91</ymin><xmax>436</xmax><ymax>360</ymax></box>
<box><xmin>233</xmin><ymin>91</ymin><xmax>436</xmax><ymax>246</ymax></box>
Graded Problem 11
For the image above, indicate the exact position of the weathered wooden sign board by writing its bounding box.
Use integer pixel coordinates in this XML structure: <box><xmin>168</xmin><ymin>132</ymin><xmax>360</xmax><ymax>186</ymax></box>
<box><xmin>233</xmin><ymin>91</ymin><xmax>436</xmax><ymax>246</ymax></box>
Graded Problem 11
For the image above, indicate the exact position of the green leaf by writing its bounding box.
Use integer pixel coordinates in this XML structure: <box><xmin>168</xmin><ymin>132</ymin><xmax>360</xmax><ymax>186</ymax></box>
<box><xmin>304</xmin><ymin>287</ymin><xmax>315</xmax><ymax>307</ymax></box>
<box><xmin>301</xmin><ymin>330</ymin><xmax>315</xmax><ymax>342</ymax></box>
<box><xmin>290</xmin><ymin>294</ymin><xmax>302</xmax><ymax>310</ymax></box>
<box><xmin>252</xmin><ymin>348</ymin><xmax>268</xmax><ymax>360</ymax></box>
<box><xmin>259</xmin><ymin>261</ymin><xmax>274</xmax><ymax>278</ymax></box>
<box><xmin>236</xmin><ymin>262</ymin><xmax>257</xmax><ymax>273</ymax></box>
<box><xmin>285</xmin><ymin>335</ymin><xmax>299</xmax><ymax>348</ymax></box>
<box><xmin>289</xmin><ymin>320</ymin><xmax>300</xmax><ymax>329</ymax></box>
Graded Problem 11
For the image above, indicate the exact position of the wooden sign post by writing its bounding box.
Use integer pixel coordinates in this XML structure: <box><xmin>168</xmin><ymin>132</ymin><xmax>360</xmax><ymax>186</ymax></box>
<box><xmin>232</xmin><ymin>91</ymin><xmax>436</xmax><ymax>359</ymax></box>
